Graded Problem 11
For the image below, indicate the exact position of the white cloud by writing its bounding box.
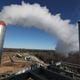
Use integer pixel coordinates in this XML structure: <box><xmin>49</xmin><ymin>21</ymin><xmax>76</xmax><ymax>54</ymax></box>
<box><xmin>0</xmin><ymin>2</ymin><xmax>79</xmax><ymax>53</ymax></box>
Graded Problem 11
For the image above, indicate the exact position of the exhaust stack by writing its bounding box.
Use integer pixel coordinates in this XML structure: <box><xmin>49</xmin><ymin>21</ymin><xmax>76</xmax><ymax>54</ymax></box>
<box><xmin>78</xmin><ymin>21</ymin><xmax>80</xmax><ymax>52</ymax></box>
<box><xmin>0</xmin><ymin>20</ymin><xmax>6</xmax><ymax>64</ymax></box>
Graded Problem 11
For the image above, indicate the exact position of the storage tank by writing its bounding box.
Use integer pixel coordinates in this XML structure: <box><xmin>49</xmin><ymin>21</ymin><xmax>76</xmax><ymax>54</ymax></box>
<box><xmin>0</xmin><ymin>20</ymin><xmax>6</xmax><ymax>64</ymax></box>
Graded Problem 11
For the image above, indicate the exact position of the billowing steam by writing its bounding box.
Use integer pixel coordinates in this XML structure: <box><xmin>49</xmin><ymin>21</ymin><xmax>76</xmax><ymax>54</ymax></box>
<box><xmin>0</xmin><ymin>2</ymin><xmax>79</xmax><ymax>53</ymax></box>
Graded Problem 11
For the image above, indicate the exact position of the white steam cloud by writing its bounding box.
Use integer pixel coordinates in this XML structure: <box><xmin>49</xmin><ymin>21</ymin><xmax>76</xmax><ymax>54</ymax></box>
<box><xmin>0</xmin><ymin>2</ymin><xmax>79</xmax><ymax>53</ymax></box>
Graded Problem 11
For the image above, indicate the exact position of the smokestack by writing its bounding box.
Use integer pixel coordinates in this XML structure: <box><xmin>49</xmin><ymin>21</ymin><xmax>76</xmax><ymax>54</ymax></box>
<box><xmin>78</xmin><ymin>21</ymin><xmax>80</xmax><ymax>52</ymax></box>
<box><xmin>0</xmin><ymin>20</ymin><xmax>6</xmax><ymax>65</ymax></box>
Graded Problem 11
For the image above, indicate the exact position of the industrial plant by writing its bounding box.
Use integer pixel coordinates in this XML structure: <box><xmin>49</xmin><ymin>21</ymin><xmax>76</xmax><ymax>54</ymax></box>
<box><xmin>0</xmin><ymin>20</ymin><xmax>80</xmax><ymax>80</ymax></box>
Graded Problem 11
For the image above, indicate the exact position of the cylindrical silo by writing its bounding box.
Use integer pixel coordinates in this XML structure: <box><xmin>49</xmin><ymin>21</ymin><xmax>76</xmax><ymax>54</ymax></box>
<box><xmin>0</xmin><ymin>20</ymin><xmax>6</xmax><ymax>65</ymax></box>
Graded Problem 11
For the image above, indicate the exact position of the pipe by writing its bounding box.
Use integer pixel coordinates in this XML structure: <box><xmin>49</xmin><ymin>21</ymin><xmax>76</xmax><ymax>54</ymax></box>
<box><xmin>0</xmin><ymin>20</ymin><xmax>6</xmax><ymax>65</ymax></box>
<box><xmin>78</xmin><ymin>21</ymin><xmax>80</xmax><ymax>52</ymax></box>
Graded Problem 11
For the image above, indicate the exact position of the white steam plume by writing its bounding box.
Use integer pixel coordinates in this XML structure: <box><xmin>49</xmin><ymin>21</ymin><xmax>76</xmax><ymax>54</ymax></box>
<box><xmin>0</xmin><ymin>2</ymin><xmax>79</xmax><ymax>53</ymax></box>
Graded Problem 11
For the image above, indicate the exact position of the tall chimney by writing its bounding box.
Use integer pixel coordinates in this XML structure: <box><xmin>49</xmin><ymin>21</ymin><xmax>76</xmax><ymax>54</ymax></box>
<box><xmin>0</xmin><ymin>20</ymin><xmax>6</xmax><ymax>64</ymax></box>
<box><xmin>78</xmin><ymin>21</ymin><xmax>80</xmax><ymax>52</ymax></box>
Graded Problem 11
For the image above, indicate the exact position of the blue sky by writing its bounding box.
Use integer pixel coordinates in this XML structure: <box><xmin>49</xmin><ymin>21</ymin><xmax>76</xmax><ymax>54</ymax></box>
<box><xmin>0</xmin><ymin>0</ymin><xmax>80</xmax><ymax>50</ymax></box>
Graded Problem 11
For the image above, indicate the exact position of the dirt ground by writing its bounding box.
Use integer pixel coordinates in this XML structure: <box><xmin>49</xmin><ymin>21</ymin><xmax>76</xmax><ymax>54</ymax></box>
<box><xmin>0</xmin><ymin>52</ymin><xmax>36</xmax><ymax>74</ymax></box>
